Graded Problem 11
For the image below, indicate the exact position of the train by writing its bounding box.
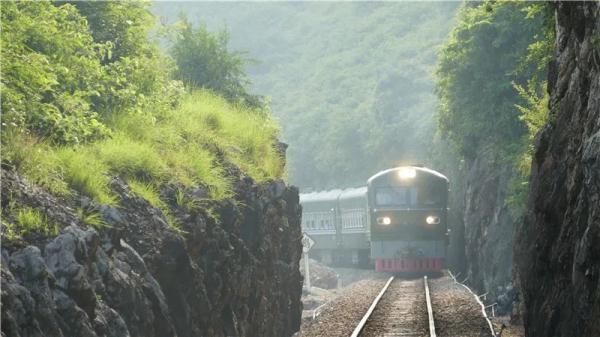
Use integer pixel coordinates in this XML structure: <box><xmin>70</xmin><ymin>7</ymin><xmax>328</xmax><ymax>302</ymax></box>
<box><xmin>300</xmin><ymin>166</ymin><xmax>449</xmax><ymax>272</ymax></box>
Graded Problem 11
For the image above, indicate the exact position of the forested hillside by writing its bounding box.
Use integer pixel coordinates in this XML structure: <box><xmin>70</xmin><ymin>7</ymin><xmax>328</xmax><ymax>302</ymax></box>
<box><xmin>152</xmin><ymin>2</ymin><xmax>460</xmax><ymax>188</ymax></box>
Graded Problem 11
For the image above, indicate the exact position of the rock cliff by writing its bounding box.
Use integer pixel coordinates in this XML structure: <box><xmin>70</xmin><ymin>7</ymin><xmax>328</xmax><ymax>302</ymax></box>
<box><xmin>462</xmin><ymin>156</ymin><xmax>515</xmax><ymax>301</ymax></box>
<box><xmin>514</xmin><ymin>2</ymin><xmax>600</xmax><ymax>336</ymax></box>
<box><xmin>1</xmin><ymin>167</ymin><xmax>303</xmax><ymax>337</ymax></box>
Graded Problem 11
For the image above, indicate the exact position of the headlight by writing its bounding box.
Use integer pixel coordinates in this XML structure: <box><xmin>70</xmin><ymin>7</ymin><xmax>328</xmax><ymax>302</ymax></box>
<box><xmin>426</xmin><ymin>215</ymin><xmax>440</xmax><ymax>225</ymax></box>
<box><xmin>397</xmin><ymin>167</ymin><xmax>417</xmax><ymax>179</ymax></box>
<box><xmin>377</xmin><ymin>216</ymin><xmax>392</xmax><ymax>225</ymax></box>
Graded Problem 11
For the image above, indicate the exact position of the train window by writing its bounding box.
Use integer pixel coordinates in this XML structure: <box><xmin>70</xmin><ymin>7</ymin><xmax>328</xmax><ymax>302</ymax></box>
<box><xmin>420</xmin><ymin>184</ymin><xmax>443</xmax><ymax>206</ymax></box>
<box><xmin>376</xmin><ymin>187</ymin><xmax>413</xmax><ymax>206</ymax></box>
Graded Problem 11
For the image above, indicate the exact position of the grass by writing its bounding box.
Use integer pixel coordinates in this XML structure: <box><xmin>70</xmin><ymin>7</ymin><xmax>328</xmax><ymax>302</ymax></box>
<box><xmin>128</xmin><ymin>179</ymin><xmax>164</xmax><ymax>209</ymax></box>
<box><xmin>13</xmin><ymin>206</ymin><xmax>57</xmax><ymax>236</ymax></box>
<box><xmin>97</xmin><ymin>134</ymin><xmax>166</xmax><ymax>181</ymax></box>
<box><xmin>3</xmin><ymin>90</ymin><xmax>284</xmax><ymax>230</ymax></box>
<box><xmin>172</xmin><ymin>92</ymin><xmax>284</xmax><ymax>182</ymax></box>
<box><xmin>56</xmin><ymin>147</ymin><xmax>116</xmax><ymax>206</ymax></box>
<box><xmin>76</xmin><ymin>208</ymin><xmax>109</xmax><ymax>229</ymax></box>
<box><xmin>2</xmin><ymin>131</ymin><xmax>70</xmax><ymax>196</ymax></box>
<box><xmin>127</xmin><ymin>178</ymin><xmax>181</xmax><ymax>229</ymax></box>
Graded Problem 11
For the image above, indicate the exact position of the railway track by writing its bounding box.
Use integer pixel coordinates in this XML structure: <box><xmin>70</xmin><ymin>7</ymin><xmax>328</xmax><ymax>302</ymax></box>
<box><xmin>350</xmin><ymin>276</ymin><xmax>436</xmax><ymax>337</ymax></box>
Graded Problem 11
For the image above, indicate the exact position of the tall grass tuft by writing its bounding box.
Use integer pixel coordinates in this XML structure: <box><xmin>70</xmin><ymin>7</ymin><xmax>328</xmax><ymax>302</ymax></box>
<box><xmin>3</xmin><ymin>132</ymin><xmax>70</xmax><ymax>196</ymax></box>
<box><xmin>14</xmin><ymin>206</ymin><xmax>58</xmax><ymax>236</ymax></box>
<box><xmin>127</xmin><ymin>179</ymin><xmax>181</xmax><ymax>229</ymax></box>
<box><xmin>56</xmin><ymin>148</ymin><xmax>116</xmax><ymax>206</ymax></box>
<box><xmin>96</xmin><ymin>134</ymin><xmax>166</xmax><ymax>181</ymax></box>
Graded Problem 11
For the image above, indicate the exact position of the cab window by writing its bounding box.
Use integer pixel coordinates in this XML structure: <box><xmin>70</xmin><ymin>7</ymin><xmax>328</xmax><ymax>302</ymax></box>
<box><xmin>375</xmin><ymin>187</ymin><xmax>417</xmax><ymax>206</ymax></box>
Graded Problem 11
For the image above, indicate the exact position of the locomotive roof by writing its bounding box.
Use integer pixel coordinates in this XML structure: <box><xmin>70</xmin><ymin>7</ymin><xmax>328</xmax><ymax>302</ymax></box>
<box><xmin>300</xmin><ymin>186</ymin><xmax>366</xmax><ymax>203</ymax></box>
<box><xmin>338</xmin><ymin>186</ymin><xmax>367</xmax><ymax>200</ymax></box>
<box><xmin>367</xmin><ymin>166</ymin><xmax>448</xmax><ymax>184</ymax></box>
<box><xmin>300</xmin><ymin>189</ymin><xmax>342</xmax><ymax>203</ymax></box>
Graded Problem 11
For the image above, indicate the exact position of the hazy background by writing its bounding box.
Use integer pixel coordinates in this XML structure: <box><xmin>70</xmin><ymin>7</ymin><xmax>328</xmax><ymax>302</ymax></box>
<box><xmin>152</xmin><ymin>2</ymin><xmax>460</xmax><ymax>189</ymax></box>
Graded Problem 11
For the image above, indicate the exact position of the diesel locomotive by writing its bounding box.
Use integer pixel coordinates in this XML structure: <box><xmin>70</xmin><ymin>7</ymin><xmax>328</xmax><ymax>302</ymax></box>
<box><xmin>300</xmin><ymin>166</ymin><xmax>449</xmax><ymax>272</ymax></box>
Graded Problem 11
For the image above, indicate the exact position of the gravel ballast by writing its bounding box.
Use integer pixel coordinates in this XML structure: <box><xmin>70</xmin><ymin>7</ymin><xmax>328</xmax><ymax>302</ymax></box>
<box><xmin>298</xmin><ymin>273</ymin><xmax>496</xmax><ymax>337</ymax></box>
<box><xmin>429</xmin><ymin>276</ymin><xmax>493</xmax><ymax>337</ymax></box>
<box><xmin>298</xmin><ymin>278</ymin><xmax>388</xmax><ymax>337</ymax></box>
<box><xmin>361</xmin><ymin>278</ymin><xmax>429</xmax><ymax>337</ymax></box>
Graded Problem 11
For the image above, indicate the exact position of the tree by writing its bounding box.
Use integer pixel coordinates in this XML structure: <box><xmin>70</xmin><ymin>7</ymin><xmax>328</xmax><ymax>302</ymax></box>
<box><xmin>1</xmin><ymin>1</ymin><xmax>109</xmax><ymax>144</ymax></box>
<box><xmin>435</xmin><ymin>1</ymin><xmax>548</xmax><ymax>159</ymax></box>
<box><xmin>170</xmin><ymin>17</ymin><xmax>263</xmax><ymax>108</ymax></box>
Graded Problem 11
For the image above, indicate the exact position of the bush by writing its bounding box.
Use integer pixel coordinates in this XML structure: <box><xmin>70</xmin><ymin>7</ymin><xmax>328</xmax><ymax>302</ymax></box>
<box><xmin>1</xmin><ymin>1</ymin><xmax>110</xmax><ymax>144</ymax></box>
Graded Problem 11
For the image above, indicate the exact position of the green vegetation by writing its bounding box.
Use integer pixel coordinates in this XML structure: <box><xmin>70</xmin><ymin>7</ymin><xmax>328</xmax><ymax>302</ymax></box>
<box><xmin>1</xmin><ymin>1</ymin><xmax>176</xmax><ymax>144</ymax></box>
<box><xmin>4</xmin><ymin>91</ymin><xmax>281</xmax><ymax>204</ymax></box>
<box><xmin>3</xmin><ymin>206</ymin><xmax>58</xmax><ymax>238</ymax></box>
<box><xmin>435</xmin><ymin>1</ymin><xmax>554</xmax><ymax>214</ymax></box>
<box><xmin>170</xmin><ymin>18</ymin><xmax>263</xmax><ymax>108</ymax></box>
<box><xmin>1</xmin><ymin>1</ymin><xmax>284</xmax><ymax>236</ymax></box>
<box><xmin>153</xmin><ymin>2</ymin><xmax>461</xmax><ymax>188</ymax></box>
<box><xmin>77</xmin><ymin>208</ymin><xmax>108</xmax><ymax>230</ymax></box>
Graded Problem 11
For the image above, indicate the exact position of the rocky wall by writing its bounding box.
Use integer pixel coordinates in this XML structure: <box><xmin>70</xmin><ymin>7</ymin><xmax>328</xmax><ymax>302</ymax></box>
<box><xmin>1</xmin><ymin>168</ymin><xmax>303</xmax><ymax>337</ymax></box>
<box><xmin>514</xmin><ymin>2</ymin><xmax>600</xmax><ymax>336</ymax></box>
<box><xmin>461</xmin><ymin>156</ymin><xmax>516</xmax><ymax>304</ymax></box>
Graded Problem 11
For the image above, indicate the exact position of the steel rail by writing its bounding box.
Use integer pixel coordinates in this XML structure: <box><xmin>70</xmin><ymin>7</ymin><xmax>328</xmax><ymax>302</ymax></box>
<box><xmin>448</xmin><ymin>270</ymin><xmax>496</xmax><ymax>337</ymax></box>
<box><xmin>349</xmin><ymin>276</ymin><xmax>394</xmax><ymax>337</ymax></box>
<box><xmin>423</xmin><ymin>276</ymin><xmax>437</xmax><ymax>337</ymax></box>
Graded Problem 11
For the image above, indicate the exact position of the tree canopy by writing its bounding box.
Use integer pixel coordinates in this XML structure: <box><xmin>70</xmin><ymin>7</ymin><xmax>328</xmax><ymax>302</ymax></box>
<box><xmin>170</xmin><ymin>17</ymin><xmax>263</xmax><ymax>108</ymax></box>
<box><xmin>436</xmin><ymin>1</ymin><xmax>552</xmax><ymax>158</ymax></box>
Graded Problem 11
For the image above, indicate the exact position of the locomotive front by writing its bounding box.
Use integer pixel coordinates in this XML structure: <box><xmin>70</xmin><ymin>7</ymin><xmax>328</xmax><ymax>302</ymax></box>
<box><xmin>367</xmin><ymin>166</ymin><xmax>449</xmax><ymax>272</ymax></box>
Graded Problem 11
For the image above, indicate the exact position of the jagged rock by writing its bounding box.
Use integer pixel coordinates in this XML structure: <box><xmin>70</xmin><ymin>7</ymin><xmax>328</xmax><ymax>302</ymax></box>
<box><xmin>1</xmin><ymin>168</ymin><xmax>302</xmax><ymax>337</ymax></box>
<box><xmin>514</xmin><ymin>2</ymin><xmax>600</xmax><ymax>336</ymax></box>
<box><xmin>460</xmin><ymin>155</ymin><xmax>515</xmax><ymax>299</ymax></box>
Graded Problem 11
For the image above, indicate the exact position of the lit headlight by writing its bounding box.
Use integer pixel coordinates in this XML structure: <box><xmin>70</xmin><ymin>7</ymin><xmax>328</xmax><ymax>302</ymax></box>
<box><xmin>426</xmin><ymin>215</ymin><xmax>440</xmax><ymax>225</ymax></box>
<box><xmin>398</xmin><ymin>167</ymin><xmax>417</xmax><ymax>179</ymax></box>
<box><xmin>377</xmin><ymin>216</ymin><xmax>392</xmax><ymax>226</ymax></box>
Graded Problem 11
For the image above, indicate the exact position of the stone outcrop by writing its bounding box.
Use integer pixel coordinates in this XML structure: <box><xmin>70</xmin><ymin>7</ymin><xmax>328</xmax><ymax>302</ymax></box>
<box><xmin>514</xmin><ymin>2</ymin><xmax>600</xmax><ymax>336</ymax></box>
<box><xmin>438</xmin><ymin>140</ymin><xmax>515</xmax><ymax>304</ymax></box>
<box><xmin>455</xmin><ymin>155</ymin><xmax>516</xmax><ymax>303</ymax></box>
<box><xmin>1</xmin><ymin>168</ymin><xmax>303</xmax><ymax>337</ymax></box>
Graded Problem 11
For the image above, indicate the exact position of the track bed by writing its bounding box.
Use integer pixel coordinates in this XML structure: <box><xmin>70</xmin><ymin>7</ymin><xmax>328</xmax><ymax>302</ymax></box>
<box><xmin>298</xmin><ymin>273</ymin><xmax>494</xmax><ymax>337</ymax></box>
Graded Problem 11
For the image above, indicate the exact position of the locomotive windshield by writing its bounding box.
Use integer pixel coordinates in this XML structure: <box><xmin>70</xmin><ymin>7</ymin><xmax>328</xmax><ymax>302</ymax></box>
<box><xmin>420</xmin><ymin>183</ymin><xmax>444</xmax><ymax>206</ymax></box>
<box><xmin>375</xmin><ymin>184</ymin><xmax>444</xmax><ymax>207</ymax></box>
<box><xmin>375</xmin><ymin>186</ymin><xmax>418</xmax><ymax>206</ymax></box>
